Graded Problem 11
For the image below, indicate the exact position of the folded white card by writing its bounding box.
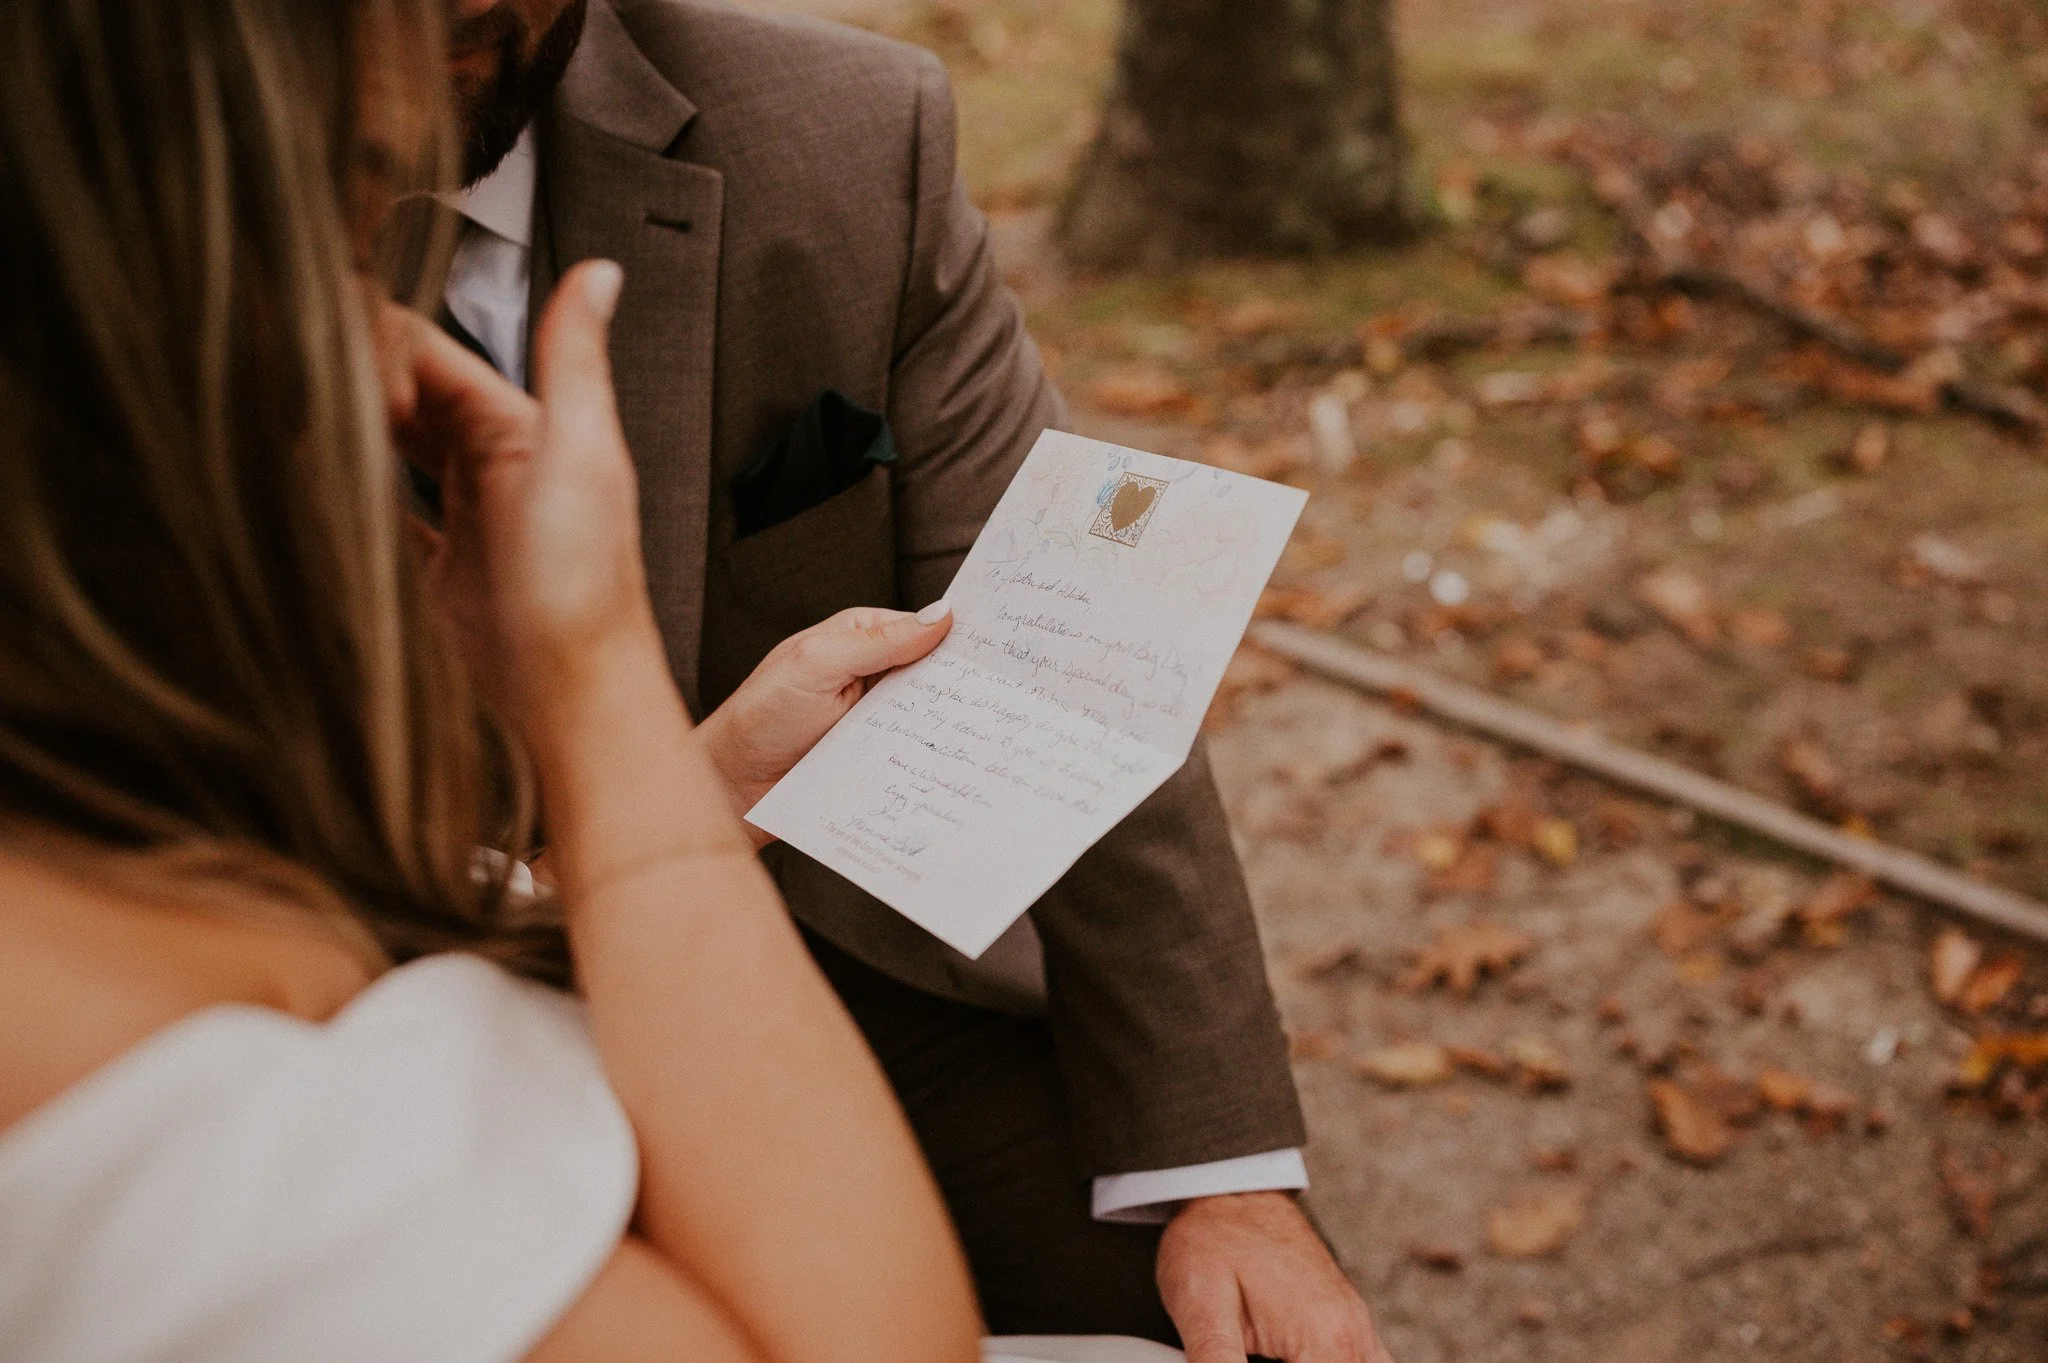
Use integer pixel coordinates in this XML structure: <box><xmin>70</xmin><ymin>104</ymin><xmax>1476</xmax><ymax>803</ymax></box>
<box><xmin>746</xmin><ymin>430</ymin><xmax>1307</xmax><ymax>958</ymax></box>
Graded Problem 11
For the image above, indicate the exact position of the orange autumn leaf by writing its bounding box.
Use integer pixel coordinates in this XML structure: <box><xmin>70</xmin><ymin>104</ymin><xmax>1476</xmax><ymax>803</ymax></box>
<box><xmin>1084</xmin><ymin>365</ymin><xmax>1193</xmax><ymax>418</ymax></box>
<box><xmin>1400</xmin><ymin>922</ymin><xmax>1535</xmax><ymax>994</ymax></box>
<box><xmin>1756</xmin><ymin>1067</ymin><xmax>1813</xmax><ymax>1112</ymax></box>
<box><xmin>1354</xmin><ymin>1041</ymin><xmax>1455</xmax><ymax>1088</ymax></box>
<box><xmin>1487</xmin><ymin>1185</ymin><xmax>1589</xmax><ymax>1258</ymax></box>
<box><xmin>1649</xmin><ymin>1078</ymin><xmax>1735</xmax><ymax>1165</ymax></box>
<box><xmin>1956</xmin><ymin>957</ymin><xmax>2023</xmax><ymax>1014</ymax></box>
<box><xmin>1930</xmin><ymin>929</ymin><xmax>1985</xmax><ymax>1006</ymax></box>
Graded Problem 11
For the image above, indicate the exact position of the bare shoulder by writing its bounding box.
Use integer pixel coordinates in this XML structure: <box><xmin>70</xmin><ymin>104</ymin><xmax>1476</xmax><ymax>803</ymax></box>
<box><xmin>0</xmin><ymin>852</ymin><xmax>369</xmax><ymax>1135</ymax></box>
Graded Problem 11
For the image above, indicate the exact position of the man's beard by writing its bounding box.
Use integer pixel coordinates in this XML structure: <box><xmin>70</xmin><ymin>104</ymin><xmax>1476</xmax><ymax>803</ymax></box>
<box><xmin>453</xmin><ymin>0</ymin><xmax>590</xmax><ymax>185</ymax></box>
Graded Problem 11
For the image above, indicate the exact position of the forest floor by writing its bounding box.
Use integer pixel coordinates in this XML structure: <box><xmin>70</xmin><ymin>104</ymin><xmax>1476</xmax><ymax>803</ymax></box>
<box><xmin>745</xmin><ymin>0</ymin><xmax>2048</xmax><ymax>1356</ymax></box>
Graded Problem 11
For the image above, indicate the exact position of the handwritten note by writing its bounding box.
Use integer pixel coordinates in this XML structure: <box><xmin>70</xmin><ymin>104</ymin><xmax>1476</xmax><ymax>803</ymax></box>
<box><xmin>745</xmin><ymin>431</ymin><xmax>1307</xmax><ymax>958</ymax></box>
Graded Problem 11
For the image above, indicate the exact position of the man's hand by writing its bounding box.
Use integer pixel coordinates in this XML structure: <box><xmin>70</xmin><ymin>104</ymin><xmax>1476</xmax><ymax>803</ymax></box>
<box><xmin>696</xmin><ymin>604</ymin><xmax>954</xmax><ymax>844</ymax></box>
<box><xmin>1157</xmin><ymin>1192</ymin><xmax>1393</xmax><ymax>1363</ymax></box>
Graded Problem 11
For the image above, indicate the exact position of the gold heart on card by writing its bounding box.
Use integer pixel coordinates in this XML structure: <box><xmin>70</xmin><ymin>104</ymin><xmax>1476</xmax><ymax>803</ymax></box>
<box><xmin>1091</xmin><ymin>472</ymin><xmax>1168</xmax><ymax>547</ymax></box>
<box><xmin>1110</xmin><ymin>480</ymin><xmax>1158</xmax><ymax>532</ymax></box>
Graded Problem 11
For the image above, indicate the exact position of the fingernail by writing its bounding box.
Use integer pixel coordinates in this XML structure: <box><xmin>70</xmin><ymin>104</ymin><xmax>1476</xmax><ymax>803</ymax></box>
<box><xmin>915</xmin><ymin>600</ymin><xmax>952</xmax><ymax>626</ymax></box>
<box><xmin>585</xmin><ymin>260</ymin><xmax>624</xmax><ymax>319</ymax></box>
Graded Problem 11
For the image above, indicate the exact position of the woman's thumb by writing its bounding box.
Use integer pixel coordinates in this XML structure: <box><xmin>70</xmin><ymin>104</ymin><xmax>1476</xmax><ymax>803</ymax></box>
<box><xmin>531</xmin><ymin>259</ymin><xmax>626</xmax><ymax>446</ymax></box>
<box><xmin>789</xmin><ymin>604</ymin><xmax>952</xmax><ymax>690</ymax></box>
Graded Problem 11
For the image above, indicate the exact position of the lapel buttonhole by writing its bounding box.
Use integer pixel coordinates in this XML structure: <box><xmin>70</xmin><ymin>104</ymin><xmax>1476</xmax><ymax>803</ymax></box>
<box><xmin>645</xmin><ymin>212</ymin><xmax>694</xmax><ymax>234</ymax></box>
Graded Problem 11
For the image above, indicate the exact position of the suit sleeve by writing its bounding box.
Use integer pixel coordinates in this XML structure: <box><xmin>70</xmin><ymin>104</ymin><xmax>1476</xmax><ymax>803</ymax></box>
<box><xmin>884</xmin><ymin>56</ymin><xmax>1306</xmax><ymax>1176</ymax></box>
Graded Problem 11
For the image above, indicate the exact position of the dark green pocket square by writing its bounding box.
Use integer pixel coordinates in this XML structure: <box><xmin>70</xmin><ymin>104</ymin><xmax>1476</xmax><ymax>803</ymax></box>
<box><xmin>731</xmin><ymin>390</ymin><xmax>897</xmax><ymax>539</ymax></box>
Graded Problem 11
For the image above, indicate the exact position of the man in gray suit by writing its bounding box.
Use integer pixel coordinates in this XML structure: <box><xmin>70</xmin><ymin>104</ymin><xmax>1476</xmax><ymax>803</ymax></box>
<box><xmin>441</xmin><ymin>1</ymin><xmax>1390</xmax><ymax>1358</ymax></box>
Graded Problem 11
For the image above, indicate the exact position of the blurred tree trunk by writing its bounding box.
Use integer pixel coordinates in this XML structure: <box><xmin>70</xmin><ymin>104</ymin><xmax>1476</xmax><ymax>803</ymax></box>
<box><xmin>1062</xmin><ymin>0</ymin><xmax>1409</xmax><ymax>268</ymax></box>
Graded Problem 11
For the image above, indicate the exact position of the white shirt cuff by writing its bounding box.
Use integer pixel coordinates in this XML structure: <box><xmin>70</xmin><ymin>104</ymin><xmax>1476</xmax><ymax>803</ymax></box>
<box><xmin>1089</xmin><ymin>1148</ymin><xmax>1309</xmax><ymax>1225</ymax></box>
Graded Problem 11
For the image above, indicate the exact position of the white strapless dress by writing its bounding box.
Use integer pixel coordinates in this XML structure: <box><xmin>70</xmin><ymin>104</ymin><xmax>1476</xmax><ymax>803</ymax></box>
<box><xmin>0</xmin><ymin>953</ymin><xmax>1178</xmax><ymax>1363</ymax></box>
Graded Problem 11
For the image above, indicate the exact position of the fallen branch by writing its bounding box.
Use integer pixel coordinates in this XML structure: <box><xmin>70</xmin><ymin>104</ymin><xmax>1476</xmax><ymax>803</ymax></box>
<box><xmin>1222</xmin><ymin>305</ymin><xmax>1597</xmax><ymax>381</ymax></box>
<box><xmin>1682</xmin><ymin>1232</ymin><xmax>1856</xmax><ymax>1283</ymax></box>
<box><xmin>1249</xmin><ymin>620</ymin><xmax>2048</xmax><ymax>945</ymax></box>
<box><xmin>1655</xmin><ymin>265</ymin><xmax>2048</xmax><ymax>438</ymax></box>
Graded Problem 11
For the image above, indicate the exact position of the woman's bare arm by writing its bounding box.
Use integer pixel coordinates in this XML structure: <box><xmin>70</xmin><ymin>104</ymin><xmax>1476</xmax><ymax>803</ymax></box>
<box><xmin>394</xmin><ymin>263</ymin><xmax>981</xmax><ymax>1363</ymax></box>
<box><xmin>524</xmin><ymin>1238</ymin><xmax>757</xmax><ymax>1363</ymax></box>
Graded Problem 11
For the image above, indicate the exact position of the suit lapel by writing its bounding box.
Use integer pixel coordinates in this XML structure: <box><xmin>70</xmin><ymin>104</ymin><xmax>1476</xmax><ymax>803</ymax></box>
<box><xmin>534</xmin><ymin>0</ymin><xmax>723</xmax><ymax>711</ymax></box>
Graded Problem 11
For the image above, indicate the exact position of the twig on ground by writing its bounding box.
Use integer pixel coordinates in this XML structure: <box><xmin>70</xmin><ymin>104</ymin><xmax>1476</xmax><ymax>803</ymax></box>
<box><xmin>1654</xmin><ymin>265</ymin><xmax>2048</xmax><ymax>438</ymax></box>
<box><xmin>1682</xmin><ymin>1232</ymin><xmax>1857</xmax><ymax>1282</ymax></box>
<box><xmin>1221</xmin><ymin>305</ymin><xmax>1597</xmax><ymax>381</ymax></box>
<box><xmin>1249</xmin><ymin>621</ymin><xmax>2048</xmax><ymax>946</ymax></box>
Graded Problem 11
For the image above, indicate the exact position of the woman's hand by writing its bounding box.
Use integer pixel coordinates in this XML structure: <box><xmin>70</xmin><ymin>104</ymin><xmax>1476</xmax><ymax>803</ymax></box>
<box><xmin>383</xmin><ymin>260</ymin><xmax>663</xmax><ymax>732</ymax></box>
<box><xmin>697</xmin><ymin>604</ymin><xmax>954</xmax><ymax>843</ymax></box>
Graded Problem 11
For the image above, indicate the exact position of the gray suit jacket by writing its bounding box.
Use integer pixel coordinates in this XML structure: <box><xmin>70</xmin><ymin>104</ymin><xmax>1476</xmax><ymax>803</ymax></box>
<box><xmin>534</xmin><ymin>0</ymin><xmax>1305</xmax><ymax>1175</ymax></box>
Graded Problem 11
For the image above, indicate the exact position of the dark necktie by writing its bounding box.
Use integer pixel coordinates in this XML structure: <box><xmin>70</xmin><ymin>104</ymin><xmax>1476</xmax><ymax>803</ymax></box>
<box><xmin>437</xmin><ymin>307</ymin><xmax>500</xmax><ymax>374</ymax></box>
<box><xmin>404</xmin><ymin>308</ymin><xmax>501</xmax><ymax>527</ymax></box>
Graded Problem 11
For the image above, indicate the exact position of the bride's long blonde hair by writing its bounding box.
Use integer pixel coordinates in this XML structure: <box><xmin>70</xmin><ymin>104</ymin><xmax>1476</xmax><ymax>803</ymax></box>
<box><xmin>0</xmin><ymin>0</ymin><xmax>559</xmax><ymax>978</ymax></box>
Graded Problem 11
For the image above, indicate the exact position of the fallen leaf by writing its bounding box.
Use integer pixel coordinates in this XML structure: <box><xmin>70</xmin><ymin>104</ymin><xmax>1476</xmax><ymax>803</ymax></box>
<box><xmin>1354</xmin><ymin>1041</ymin><xmax>1455</xmax><ymax>1088</ymax></box>
<box><xmin>1475</xmin><ymin>799</ymin><xmax>1539</xmax><ymax>846</ymax></box>
<box><xmin>1410</xmin><ymin>829</ymin><xmax>1464</xmax><ymax>872</ymax></box>
<box><xmin>1958</xmin><ymin>957</ymin><xmax>2023</xmax><ymax>1014</ymax></box>
<box><xmin>1401</xmin><ymin>921</ymin><xmax>1535</xmax><ymax>994</ymax></box>
<box><xmin>1085</xmin><ymin>365</ymin><xmax>1193</xmax><ymax>418</ymax></box>
<box><xmin>1507</xmin><ymin>1036</ymin><xmax>1572</xmax><ymax>1091</ymax></box>
<box><xmin>1293</xmin><ymin>941</ymin><xmax>1365</xmax><ymax>979</ymax></box>
<box><xmin>1757</xmin><ymin>1066</ymin><xmax>1813</xmax><ymax>1112</ymax></box>
<box><xmin>1205</xmin><ymin>645</ymin><xmax>1298</xmax><ymax>731</ymax></box>
<box><xmin>1938</xmin><ymin>1147</ymin><xmax>1999</xmax><ymax>1237</ymax></box>
<box><xmin>1594</xmin><ymin>800</ymin><xmax>1644</xmax><ymax>847</ymax></box>
<box><xmin>1799</xmin><ymin>872</ymin><xmax>1877</xmax><ymax>947</ymax></box>
<box><xmin>1842</xmin><ymin>422</ymin><xmax>1891</xmax><ymax>473</ymax></box>
<box><xmin>1493</xmin><ymin>636</ymin><xmax>1547</xmax><ymax>682</ymax></box>
<box><xmin>1287</xmin><ymin>1029</ymin><xmax>1340</xmax><ymax>1062</ymax></box>
<box><xmin>1676</xmin><ymin>950</ymin><xmax>1725</xmax><ymax>985</ymax></box>
<box><xmin>1628</xmin><ymin>433</ymin><xmax>1684</xmax><ymax>476</ymax></box>
<box><xmin>1575</xmin><ymin>407</ymin><xmax>1628</xmax><ymax>459</ymax></box>
<box><xmin>1650</xmin><ymin>1078</ymin><xmax>1735</xmax><ymax>1165</ymax></box>
<box><xmin>1912</xmin><ymin>213</ymin><xmax>1974</xmax><ymax>268</ymax></box>
<box><xmin>1777</xmin><ymin>735</ymin><xmax>1843</xmax><ymax>815</ymax></box>
<box><xmin>1516</xmin><ymin>1297</ymin><xmax>1552</xmax><ymax>1329</ymax></box>
<box><xmin>1686</xmin><ymin>1065</ymin><xmax>1763</xmax><ymax>1126</ymax></box>
<box><xmin>1487</xmin><ymin>1185</ymin><xmax>1589</xmax><ymax>1258</ymax></box>
<box><xmin>1218</xmin><ymin>296</ymin><xmax>1294</xmax><ymax>338</ymax></box>
<box><xmin>1799</xmin><ymin>644</ymin><xmax>1859</xmax><ymax>682</ymax></box>
<box><xmin>1429</xmin><ymin>844</ymin><xmax>1501</xmax><ymax>897</ymax></box>
<box><xmin>1410</xmin><ymin>1244</ymin><xmax>1464</xmax><ymax>1273</ymax></box>
<box><xmin>1803</xmin><ymin>1082</ymin><xmax>1859</xmax><ymax>1134</ymax></box>
<box><xmin>1324</xmin><ymin>737</ymin><xmax>1410</xmax><ymax>783</ymax></box>
<box><xmin>1203</xmin><ymin>435</ymin><xmax>1302</xmax><ymax>481</ymax></box>
<box><xmin>1256</xmin><ymin>583</ymin><xmax>1375</xmax><ymax>629</ymax></box>
<box><xmin>1953</xmin><ymin>1033</ymin><xmax>2048</xmax><ymax>1090</ymax></box>
<box><xmin>1734</xmin><ymin>868</ymin><xmax>1801</xmax><ymax>955</ymax></box>
<box><xmin>1531</xmin><ymin>818</ymin><xmax>1579</xmax><ymax>867</ymax></box>
<box><xmin>1728</xmin><ymin>607</ymin><xmax>1792</xmax><ymax>650</ymax></box>
<box><xmin>1446</xmin><ymin>1044</ymin><xmax>1510</xmax><ymax>1079</ymax></box>
<box><xmin>1635</xmin><ymin>567</ymin><xmax>1721</xmax><ymax>646</ymax></box>
<box><xmin>1654</xmin><ymin>901</ymin><xmax>1719</xmax><ymax>956</ymax></box>
<box><xmin>1931</xmin><ymin>929</ymin><xmax>1985</xmax><ymax>1005</ymax></box>
<box><xmin>1530</xmin><ymin>1146</ymin><xmax>1579</xmax><ymax>1173</ymax></box>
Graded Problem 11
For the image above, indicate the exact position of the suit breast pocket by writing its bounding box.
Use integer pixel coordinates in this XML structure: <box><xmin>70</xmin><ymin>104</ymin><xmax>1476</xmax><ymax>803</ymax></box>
<box><xmin>723</xmin><ymin>462</ymin><xmax>896</xmax><ymax>643</ymax></box>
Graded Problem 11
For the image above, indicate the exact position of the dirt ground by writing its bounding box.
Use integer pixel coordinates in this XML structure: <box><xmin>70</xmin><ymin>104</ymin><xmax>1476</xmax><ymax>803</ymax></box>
<box><xmin>740</xmin><ymin>0</ymin><xmax>2048</xmax><ymax>1354</ymax></box>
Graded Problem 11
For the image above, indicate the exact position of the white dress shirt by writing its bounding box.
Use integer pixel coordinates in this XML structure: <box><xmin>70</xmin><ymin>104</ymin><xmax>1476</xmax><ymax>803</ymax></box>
<box><xmin>445</xmin><ymin>128</ymin><xmax>1308</xmax><ymax>1225</ymax></box>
